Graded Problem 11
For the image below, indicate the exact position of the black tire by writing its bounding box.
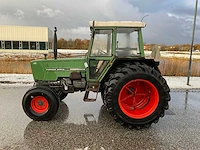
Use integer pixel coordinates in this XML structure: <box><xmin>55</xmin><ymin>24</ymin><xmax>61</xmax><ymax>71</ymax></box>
<box><xmin>53</xmin><ymin>101</ymin><xmax>69</xmax><ymax>122</ymax></box>
<box><xmin>22</xmin><ymin>87</ymin><xmax>59</xmax><ymax>121</ymax></box>
<box><xmin>100</xmin><ymin>77</ymin><xmax>110</xmax><ymax>105</ymax></box>
<box><xmin>101</xmin><ymin>91</ymin><xmax>105</xmax><ymax>104</ymax></box>
<box><xmin>59</xmin><ymin>92</ymin><xmax>68</xmax><ymax>101</ymax></box>
<box><xmin>104</xmin><ymin>62</ymin><xmax>170</xmax><ymax>129</ymax></box>
<box><xmin>36</xmin><ymin>85</ymin><xmax>66</xmax><ymax>101</ymax></box>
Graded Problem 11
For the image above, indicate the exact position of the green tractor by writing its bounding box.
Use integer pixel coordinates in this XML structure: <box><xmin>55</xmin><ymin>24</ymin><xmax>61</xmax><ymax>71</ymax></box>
<box><xmin>22</xmin><ymin>21</ymin><xmax>170</xmax><ymax>129</ymax></box>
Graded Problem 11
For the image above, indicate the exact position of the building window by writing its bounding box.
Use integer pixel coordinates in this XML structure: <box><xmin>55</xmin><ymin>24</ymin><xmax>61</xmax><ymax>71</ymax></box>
<box><xmin>39</xmin><ymin>42</ymin><xmax>46</xmax><ymax>50</ymax></box>
<box><xmin>5</xmin><ymin>41</ymin><xmax>11</xmax><ymax>49</ymax></box>
<box><xmin>36</xmin><ymin>42</ymin><xmax>39</xmax><ymax>50</ymax></box>
<box><xmin>19</xmin><ymin>41</ymin><xmax>22</xmax><ymax>49</ymax></box>
<box><xmin>49</xmin><ymin>42</ymin><xmax>52</xmax><ymax>49</ymax></box>
<box><xmin>1</xmin><ymin>41</ymin><xmax>5</xmax><ymax>49</ymax></box>
<box><xmin>30</xmin><ymin>42</ymin><xmax>36</xmax><ymax>50</ymax></box>
<box><xmin>13</xmin><ymin>41</ymin><xmax>19</xmax><ymax>49</ymax></box>
<box><xmin>22</xmin><ymin>41</ymin><xmax>29</xmax><ymax>49</ymax></box>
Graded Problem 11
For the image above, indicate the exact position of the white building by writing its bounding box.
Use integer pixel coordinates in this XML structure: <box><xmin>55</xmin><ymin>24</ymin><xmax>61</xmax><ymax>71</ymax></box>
<box><xmin>0</xmin><ymin>25</ymin><xmax>53</xmax><ymax>53</ymax></box>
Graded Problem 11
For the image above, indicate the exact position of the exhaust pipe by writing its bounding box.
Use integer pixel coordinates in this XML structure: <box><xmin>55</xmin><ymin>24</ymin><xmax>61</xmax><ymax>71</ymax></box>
<box><xmin>54</xmin><ymin>27</ymin><xmax>57</xmax><ymax>59</ymax></box>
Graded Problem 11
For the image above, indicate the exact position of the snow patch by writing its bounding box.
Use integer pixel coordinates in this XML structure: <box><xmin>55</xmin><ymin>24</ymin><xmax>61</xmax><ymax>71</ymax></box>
<box><xmin>0</xmin><ymin>74</ymin><xmax>200</xmax><ymax>89</ymax></box>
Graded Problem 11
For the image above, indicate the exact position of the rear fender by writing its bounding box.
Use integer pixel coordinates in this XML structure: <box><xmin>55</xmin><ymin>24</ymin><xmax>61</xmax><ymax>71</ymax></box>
<box><xmin>101</xmin><ymin>58</ymin><xmax>161</xmax><ymax>84</ymax></box>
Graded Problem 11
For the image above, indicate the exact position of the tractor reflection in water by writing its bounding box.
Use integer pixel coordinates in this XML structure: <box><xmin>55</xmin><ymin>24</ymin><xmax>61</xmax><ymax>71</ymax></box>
<box><xmin>24</xmin><ymin>102</ymin><xmax>161</xmax><ymax>150</ymax></box>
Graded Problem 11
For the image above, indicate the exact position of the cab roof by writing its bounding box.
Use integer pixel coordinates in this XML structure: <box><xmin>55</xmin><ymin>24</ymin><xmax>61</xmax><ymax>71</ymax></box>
<box><xmin>89</xmin><ymin>21</ymin><xmax>146</xmax><ymax>28</ymax></box>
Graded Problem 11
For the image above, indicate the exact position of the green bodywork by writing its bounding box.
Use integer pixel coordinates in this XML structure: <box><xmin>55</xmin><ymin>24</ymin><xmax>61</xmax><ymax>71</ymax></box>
<box><xmin>31</xmin><ymin>26</ymin><xmax>145</xmax><ymax>83</ymax></box>
<box><xmin>31</xmin><ymin>57</ymin><xmax>86</xmax><ymax>81</ymax></box>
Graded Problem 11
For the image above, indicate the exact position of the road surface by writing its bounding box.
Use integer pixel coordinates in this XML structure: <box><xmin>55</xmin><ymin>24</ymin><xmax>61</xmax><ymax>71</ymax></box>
<box><xmin>0</xmin><ymin>86</ymin><xmax>200</xmax><ymax>150</ymax></box>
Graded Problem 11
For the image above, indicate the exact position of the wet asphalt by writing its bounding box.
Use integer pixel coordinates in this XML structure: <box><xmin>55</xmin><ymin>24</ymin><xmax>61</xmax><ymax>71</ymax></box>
<box><xmin>0</xmin><ymin>86</ymin><xmax>200</xmax><ymax>150</ymax></box>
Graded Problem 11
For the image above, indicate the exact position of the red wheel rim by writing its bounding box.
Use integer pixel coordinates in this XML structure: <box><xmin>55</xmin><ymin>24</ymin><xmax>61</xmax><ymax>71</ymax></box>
<box><xmin>118</xmin><ymin>79</ymin><xmax>159</xmax><ymax>119</ymax></box>
<box><xmin>31</xmin><ymin>96</ymin><xmax>49</xmax><ymax>114</ymax></box>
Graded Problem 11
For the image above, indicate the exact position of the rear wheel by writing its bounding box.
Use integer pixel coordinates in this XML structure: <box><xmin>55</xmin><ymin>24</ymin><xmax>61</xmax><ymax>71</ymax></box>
<box><xmin>22</xmin><ymin>87</ymin><xmax>59</xmax><ymax>121</ymax></box>
<box><xmin>104</xmin><ymin>63</ymin><xmax>170</xmax><ymax>129</ymax></box>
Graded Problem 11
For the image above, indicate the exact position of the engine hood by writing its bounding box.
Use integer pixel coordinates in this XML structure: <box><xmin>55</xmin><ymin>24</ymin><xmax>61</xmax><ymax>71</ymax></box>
<box><xmin>30</xmin><ymin>57</ymin><xmax>87</xmax><ymax>81</ymax></box>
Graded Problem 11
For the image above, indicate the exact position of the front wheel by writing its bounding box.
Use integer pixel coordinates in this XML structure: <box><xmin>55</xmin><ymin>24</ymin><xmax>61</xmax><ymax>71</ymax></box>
<box><xmin>104</xmin><ymin>63</ymin><xmax>170</xmax><ymax>129</ymax></box>
<box><xmin>22</xmin><ymin>87</ymin><xmax>59</xmax><ymax>121</ymax></box>
<box><xmin>59</xmin><ymin>92</ymin><xmax>68</xmax><ymax>101</ymax></box>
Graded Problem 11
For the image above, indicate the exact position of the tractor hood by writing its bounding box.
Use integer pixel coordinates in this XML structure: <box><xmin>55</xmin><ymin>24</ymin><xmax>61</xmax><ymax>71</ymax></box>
<box><xmin>30</xmin><ymin>57</ymin><xmax>87</xmax><ymax>81</ymax></box>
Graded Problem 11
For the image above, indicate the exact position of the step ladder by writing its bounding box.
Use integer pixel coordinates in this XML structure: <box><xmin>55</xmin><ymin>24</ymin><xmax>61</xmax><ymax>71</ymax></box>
<box><xmin>83</xmin><ymin>83</ymin><xmax>100</xmax><ymax>102</ymax></box>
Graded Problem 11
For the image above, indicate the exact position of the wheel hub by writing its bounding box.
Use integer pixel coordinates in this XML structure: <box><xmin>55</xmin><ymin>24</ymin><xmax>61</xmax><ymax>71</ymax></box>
<box><xmin>31</xmin><ymin>96</ymin><xmax>49</xmax><ymax>114</ymax></box>
<box><xmin>118</xmin><ymin>79</ymin><xmax>159</xmax><ymax>119</ymax></box>
<box><xmin>38</xmin><ymin>100</ymin><xmax>44</xmax><ymax>106</ymax></box>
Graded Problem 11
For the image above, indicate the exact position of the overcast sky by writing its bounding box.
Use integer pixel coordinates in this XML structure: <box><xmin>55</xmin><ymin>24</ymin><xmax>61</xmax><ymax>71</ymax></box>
<box><xmin>0</xmin><ymin>0</ymin><xmax>200</xmax><ymax>45</ymax></box>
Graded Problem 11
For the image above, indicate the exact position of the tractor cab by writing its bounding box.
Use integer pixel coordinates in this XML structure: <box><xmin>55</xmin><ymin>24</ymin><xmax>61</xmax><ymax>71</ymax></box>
<box><xmin>88</xmin><ymin>21</ymin><xmax>146</xmax><ymax>58</ymax></box>
<box><xmin>87</xmin><ymin>21</ymin><xmax>146</xmax><ymax>81</ymax></box>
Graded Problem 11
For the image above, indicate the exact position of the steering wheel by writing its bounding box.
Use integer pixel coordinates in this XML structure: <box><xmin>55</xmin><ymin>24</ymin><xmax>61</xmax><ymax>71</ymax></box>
<box><xmin>97</xmin><ymin>48</ymin><xmax>107</xmax><ymax>55</ymax></box>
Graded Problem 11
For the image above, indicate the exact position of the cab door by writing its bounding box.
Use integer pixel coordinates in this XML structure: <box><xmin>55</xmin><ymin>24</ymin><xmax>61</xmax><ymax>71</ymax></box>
<box><xmin>87</xmin><ymin>28</ymin><xmax>115</xmax><ymax>82</ymax></box>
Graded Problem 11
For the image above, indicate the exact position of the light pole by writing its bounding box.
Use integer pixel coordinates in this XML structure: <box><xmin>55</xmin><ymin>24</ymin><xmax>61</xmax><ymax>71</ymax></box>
<box><xmin>141</xmin><ymin>15</ymin><xmax>149</xmax><ymax>22</ymax></box>
<box><xmin>187</xmin><ymin>0</ymin><xmax>198</xmax><ymax>85</ymax></box>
